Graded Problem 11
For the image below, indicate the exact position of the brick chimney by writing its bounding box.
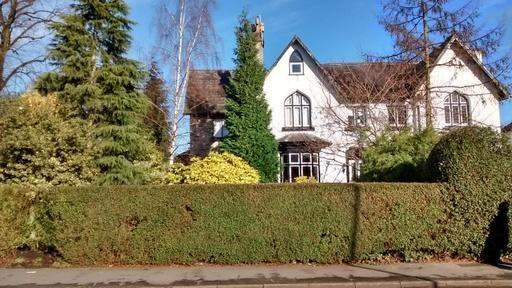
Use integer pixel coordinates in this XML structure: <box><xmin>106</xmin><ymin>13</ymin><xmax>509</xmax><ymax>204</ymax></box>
<box><xmin>252</xmin><ymin>16</ymin><xmax>264</xmax><ymax>63</ymax></box>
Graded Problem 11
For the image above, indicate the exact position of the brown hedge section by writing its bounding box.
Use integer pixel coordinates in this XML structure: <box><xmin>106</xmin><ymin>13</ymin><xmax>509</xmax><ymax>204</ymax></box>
<box><xmin>1</xmin><ymin>183</ymin><xmax>451</xmax><ymax>265</ymax></box>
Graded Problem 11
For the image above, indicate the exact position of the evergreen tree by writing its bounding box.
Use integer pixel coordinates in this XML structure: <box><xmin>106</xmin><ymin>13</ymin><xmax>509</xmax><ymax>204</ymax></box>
<box><xmin>36</xmin><ymin>0</ymin><xmax>151</xmax><ymax>184</ymax></box>
<box><xmin>144</xmin><ymin>62</ymin><xmax>170</xmax><ymax>154</ymax></box>
<box><xmin>220</xmin><ymin>11</ymin><xmax>279</xmax><ymax>182</ymax></box>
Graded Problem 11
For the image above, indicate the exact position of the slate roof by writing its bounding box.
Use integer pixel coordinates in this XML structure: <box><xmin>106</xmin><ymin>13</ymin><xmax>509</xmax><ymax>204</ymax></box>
<box><xmin>184</xmin><ymin>34</ymin><xmax>509</xmax><ymax>115</ymax></box>
<box><xmin>322</xmin><ymin>62</ymin><xmax>420</xmax><ymax>104</ymax></box>
<box><xmin>184</xmin><ymin>63</ymin><xmax>419</xmax><ymax>115</ymax></box>
<box><xmin>184</xmin><ymin>70</ymin><xmax>230</xmax><ymax>115</ymax></box>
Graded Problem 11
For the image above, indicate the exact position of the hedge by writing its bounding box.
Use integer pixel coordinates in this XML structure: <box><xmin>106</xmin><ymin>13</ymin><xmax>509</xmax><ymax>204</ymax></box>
<box><xmin>426</xmin><ymin>126</ymin><xmax>512</xmax><ymax>260</ymax></box>
<box><xmin>1</xmin><ymin>183</ymin><xmax>448</xmax><ymax>265</ymax></box>
<box><xmin>0</xmin><ymin>186</ymin><xmax>37</xmax><ymax>258</ymax></box>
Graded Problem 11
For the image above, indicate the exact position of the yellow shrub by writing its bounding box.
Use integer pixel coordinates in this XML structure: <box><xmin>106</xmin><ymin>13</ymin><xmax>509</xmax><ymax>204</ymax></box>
<box><xmin>165</xmin><ymin>163</ymin><xmax>188</xmax><ymax>184</ymax></box>
<box><xmin>294</xmin><ymin>176</ymin><xmax>318</xmax><ymax>183</ymax></box>
<box><xmin>182</xmin><ymin>152</ymin><xmax>260</xmax><ymax>184</ymax></box>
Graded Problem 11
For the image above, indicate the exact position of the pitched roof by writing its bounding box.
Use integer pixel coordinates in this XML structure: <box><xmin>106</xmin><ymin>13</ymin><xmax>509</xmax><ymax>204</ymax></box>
<box><xmin>322</xmin><ymin>62</ymin><xmax>420</xmax><ymax>104</ymax></box>
<box><xmin>184</xmin><ymin>70</ymin><xmax>230</xmax><ymax>115</ymax></box>
<box><xmin>503</xmin><ymin>123</ymin><xmax>512</xmax><ymax>133</ymax></box>
<box><xmin>426</xmin><ymin>33</ymin><xmax>509</xmax><ymax>100</ymax></box>
<box><xmin>184</xmin><ymin>34</ymin><xmax>509</xmax><ymax>115</ymax></box>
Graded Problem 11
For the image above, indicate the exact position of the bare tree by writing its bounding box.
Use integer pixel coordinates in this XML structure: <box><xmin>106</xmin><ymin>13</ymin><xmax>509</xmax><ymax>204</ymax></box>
<box><xmin>0</xmin><ymin>0</ymin><xmax>59</xmax><ymax>94</ymax></box>
<box><xmin>321</xmin><ymin>61</ymin><xmax>420</xmax><ymax>141</ymax></box>
<box><xmin>379</xmin><ymin>0</ymin><xmax>510</xmax><ymax>127</ymax></box>
<box><xmin>303</xmin><ymin>61</ymin><xmax>421</xmax><ymax>182</ymax></box>
<box><xmin>154</xmin><ymin>0</ymin><xmax>217</xmax><ymax>164</ymax></box>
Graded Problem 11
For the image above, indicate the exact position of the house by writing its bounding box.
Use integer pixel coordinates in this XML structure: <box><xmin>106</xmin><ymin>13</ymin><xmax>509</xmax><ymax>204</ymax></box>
<box><xmin>504</xmin><ymin>123</ymin><xmax>512</xmax><ymax>141</ymax></box>
<box><xmin>185</xmin><ymin>18</ymin><xmax>508</xmax><ymax>183</ymax></box>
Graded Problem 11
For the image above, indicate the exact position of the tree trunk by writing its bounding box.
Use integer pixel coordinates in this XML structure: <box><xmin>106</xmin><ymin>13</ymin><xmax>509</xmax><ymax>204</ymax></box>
<box><xmin>421</xmin><ymin>0</ymin><xmax>433</xmax><ymax>128</ymax></box>
<box><xmin>168</xmin><ymin>0</ymin><xmax>186</xmax><ymax>165</ymax></box>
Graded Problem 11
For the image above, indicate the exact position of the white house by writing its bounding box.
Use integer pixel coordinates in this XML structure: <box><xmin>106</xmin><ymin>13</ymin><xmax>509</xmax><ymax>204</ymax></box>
<box><xmin>185</xmin><ymin>19</ymin><xmax>508</xmax><ymax>183</ymax></box>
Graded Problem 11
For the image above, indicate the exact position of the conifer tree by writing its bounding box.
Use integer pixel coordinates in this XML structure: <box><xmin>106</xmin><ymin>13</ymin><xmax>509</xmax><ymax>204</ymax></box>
<box><xmin>144</xmin><ymin>62</ymin><xmax>170</xmax><ymax>154</ymax></box>
<box><xmin>221</xmin><ymin>11</ymin><xmax>279</xmax><ymax>183</ymax></box>
<box><xmin>36</xmin><ymin>0</ymin><xmax>151</xmax><ymax>184</ymax></box>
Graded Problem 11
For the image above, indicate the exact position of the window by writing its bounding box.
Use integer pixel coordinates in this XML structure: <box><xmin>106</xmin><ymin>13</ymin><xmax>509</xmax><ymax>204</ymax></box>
<box><xmin>346</xmin><ymin>147</ymin><xmax>362</xmax><ymax>183</ymax></box>
<box><xmin>213</xmin><ymin>119</ymin><xmax>229</xmax><ymax>138</ymax></box>
<box><xmin>387</xmin><ymin>105</ymin><xmax>407</xmax><ymax>127</ymax></box>
<box><xmin>348</xmin><ymin>106</ymin><xmax>367</xmax><ymax>128</ymax></box>
<box><xmin>289</xmin><ymin>50</ymin><xmax>304</xmax><ymax>75</ymax></box>
<box><xmin>444</xmin><ymin>93</ymin><xmax>469</xmax><ymax>126</ymax></box>
<box><xmin>281</xmin><ymin>152</ymin><xmax>320</xmax><ymax>182</ymax></box>
<box><xmin>284</xmin><ymin>92</ymin><xmax>312</xmax><ymax>129</ymax></box>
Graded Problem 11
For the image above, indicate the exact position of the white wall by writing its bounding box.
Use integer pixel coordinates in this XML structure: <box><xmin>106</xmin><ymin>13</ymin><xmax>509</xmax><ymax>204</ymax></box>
<box><xmin>264</xmin><ymin>42</ymin><xmax>355</xmax><ymax>182</ymax></box>
<box><xmin>263</xmin><ymin>40</ymin><xmax>503</xmax><ymax>183</ymax></box>
<box><xmin>428</xmin><ymin>44</ymin><xmax>501</xmax><ymax>131</ymax></box>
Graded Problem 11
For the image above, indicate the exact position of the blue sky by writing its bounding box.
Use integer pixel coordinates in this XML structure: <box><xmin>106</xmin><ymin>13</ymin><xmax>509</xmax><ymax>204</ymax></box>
<box><xmin>126</xmin><ymin>0</ymin><xmax>512</xmax><ymax>126</ymax></box>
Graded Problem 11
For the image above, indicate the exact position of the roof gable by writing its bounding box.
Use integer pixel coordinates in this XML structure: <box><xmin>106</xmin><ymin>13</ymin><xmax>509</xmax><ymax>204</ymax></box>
<box><xmin>429</xmin><ymin>33</ymin><xmax>509</xmax><ymax>100</ymax></box>
<box><xmin>267</xmin><ymin>35</ymin><xmax>324</xmax><ymax>73</ymax></box>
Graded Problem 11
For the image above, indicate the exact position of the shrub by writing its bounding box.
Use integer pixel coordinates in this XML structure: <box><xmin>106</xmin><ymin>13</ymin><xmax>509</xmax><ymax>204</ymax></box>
<box><xmin>134</xmin><ymin>148</ymin><xmax>167</xmax><ymax>185</ymax></box>
<box><xmin>426</xmin><ymin>126</ymin><xmax>512</xmax><ymax>256</ymax></box>
<box><xmin>0</xmin><ymin>186</ymin><xmax>38</xmax><ymax>259</ymax></box>
<box><xmin>294</xmin><ymin>176</ymin><xmax>318</xmax><ymax>183</ymax></box>
<box><xmin>37</xmin><ymin>183</ymin><xmax>446</xmax><ymax>265</ymax></box>
<box><xmin>181</xmin><ymin>152</ymin><xmax>260</xmax><ymax>184</ymax></box>
<box><xmin>360</xmin><ymin>128</ymin><xmax>438</xmax><ymax>182</ymax></box>
<box><xmin>0</xmin><ymin>93</ymin><xmax>98</xmax><ymax>186</ymax></box>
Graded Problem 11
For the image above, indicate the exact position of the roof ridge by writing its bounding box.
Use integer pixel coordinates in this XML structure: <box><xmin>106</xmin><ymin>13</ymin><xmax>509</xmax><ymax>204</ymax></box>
<box><xmin>190</xmin><ymin>69</ymin><xmax>231</xmax><ymax>72</ymax></box>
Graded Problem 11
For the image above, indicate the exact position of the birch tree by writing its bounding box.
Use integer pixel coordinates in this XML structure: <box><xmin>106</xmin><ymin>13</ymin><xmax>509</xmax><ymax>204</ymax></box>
<box><xmin>379</xmin><ymin>0</ymin><xmax>510</xmax><ymax>128</ymax></box>
<box><xmin>155</xmin><ymin>0</ymin><xmax>217</xmax><ymax>164</ymax></box>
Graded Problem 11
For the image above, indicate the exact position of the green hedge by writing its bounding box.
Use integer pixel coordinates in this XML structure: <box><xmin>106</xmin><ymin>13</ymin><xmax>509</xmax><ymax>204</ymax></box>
<box><xmin>426</xmin><ymin>126</ymin><xmax>512</xmax><ymax>259</ymax></box>
<box><xmin>0</xmin><ymin>186</ymin><xmax>37</xmax><ymax>258</ymax></box>
<box><xmin>33</xmin><ymin>183</ymin><xmax>446</xmax><ymax>264</ymax></box>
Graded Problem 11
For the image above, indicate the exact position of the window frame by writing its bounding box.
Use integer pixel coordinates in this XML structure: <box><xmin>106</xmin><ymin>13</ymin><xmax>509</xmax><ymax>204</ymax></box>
<box><xmin>213</xmin><ymin>119</ymin><xmax>229</xmax><ymax>139</ymax></box>
<box><xmin>387</xmin><ymin>104</ymin><xmax>408</xmax><ymax>127</ymax></box>
<box><xmin>444</xmin><ymin>92</ymin><xmax>470</xmax><ymax>127</ymax></box>
<box><xmin>347</xmin><ymin>105</ymin><xmax>368</xmax><ymax>129</ymax></box>
<box><xmin>281</xmin><ymin>152</ymin><xmax>321</xmax><ymax>182</ymax></box>
<box><xmin>283</xmin><ymin>92</ymin><xmax>312</xmax><ymax>130</ymax></box>
<box><xmin>289</xmin><ymin>50</ymin><xmax>304</xmax><ymax>75</ymax></box>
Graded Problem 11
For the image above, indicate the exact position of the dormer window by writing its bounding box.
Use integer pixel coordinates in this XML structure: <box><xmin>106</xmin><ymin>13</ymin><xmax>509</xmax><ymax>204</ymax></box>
<box><xmin>289</xmin><ymin>50</ymin><xmax>304</xmax><ymax>75</ymax></box>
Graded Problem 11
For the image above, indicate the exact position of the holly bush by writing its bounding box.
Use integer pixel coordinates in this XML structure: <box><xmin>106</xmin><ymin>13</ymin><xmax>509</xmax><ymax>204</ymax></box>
<box><xmin>0</xmin><ymin>92</ymin><xmax>98</xmax><ymax>186</ymax></box>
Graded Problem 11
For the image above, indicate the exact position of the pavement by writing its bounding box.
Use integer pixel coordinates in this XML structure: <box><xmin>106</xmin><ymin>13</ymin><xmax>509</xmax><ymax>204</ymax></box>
<box><xmin>2</xmin><ymin>262</ymin><xmax>512</xmax><ymax>288</ymax></box>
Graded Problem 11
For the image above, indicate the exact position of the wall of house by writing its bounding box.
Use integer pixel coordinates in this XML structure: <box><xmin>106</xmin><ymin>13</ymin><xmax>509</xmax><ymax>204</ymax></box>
<box><xmin>187</xmin><ymin>38</ymin><xmax>504</xmax><ymax>183</ymax></box>
<box><xmin>427</xmin><ymin>44</ymin><xmax>501</xmax><ymax>131</ymax></box>
<box><xmin>262</xmin><ymin>40</ymin><xmax>503</xmax><ymax>183</ymax></box>
<box><xmin>264</xmin><ymin>42</ymin><xmax>357</xmax><ymax>183</ymax></box>
<box><xmin>189</xmin><ymin>115</ymin><xmax>218</xmax><ymax>157</ymax></box>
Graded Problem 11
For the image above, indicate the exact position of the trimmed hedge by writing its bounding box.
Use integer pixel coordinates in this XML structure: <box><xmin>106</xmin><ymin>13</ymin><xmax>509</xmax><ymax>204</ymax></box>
<box><xmin>0</xmin><ymin>186</ymin><xmax>37</xmax><ymax>258</ymax></box>
<box><xmin>5</xmin><ymin>183</ymin><xmax>447</xmax><ymax>265</ymax></box>
<box><xmin>426</xmin><ymin>126</ymin><xmax>512</xmax><ymax>258</ymax></box>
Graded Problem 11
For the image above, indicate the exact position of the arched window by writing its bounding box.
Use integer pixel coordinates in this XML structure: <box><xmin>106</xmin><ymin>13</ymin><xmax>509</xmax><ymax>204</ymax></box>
<box><xmin>284</xmin><ymin>92</ymin><xmax>311</xmax><ymax>129</ymax></box>
<box><xmin>444</xmin><ymin>92</ymin><xmax>469</xmax><ymax>126</ymax></box>
<box><xmin>289</xmin><ymin>50</ymin><xmax>304</xmax><ymax>75</ymax></box>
